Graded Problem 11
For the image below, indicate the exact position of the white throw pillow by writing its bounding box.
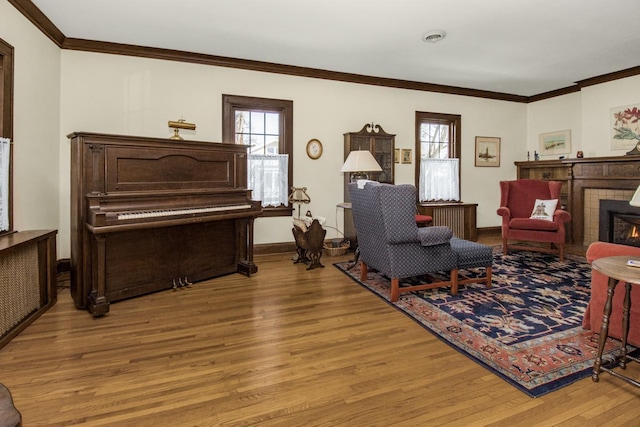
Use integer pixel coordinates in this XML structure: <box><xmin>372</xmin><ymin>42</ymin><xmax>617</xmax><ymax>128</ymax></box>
<box><xmin>530</xmin><ymin>199</ymin><xmax>558</xmax><ymax>221</ymax></box>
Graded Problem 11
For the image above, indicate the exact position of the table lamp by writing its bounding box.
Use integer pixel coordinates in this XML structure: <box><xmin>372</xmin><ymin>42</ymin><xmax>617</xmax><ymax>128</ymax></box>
<box><xmin>631</xmin><ymin>184</ymin><xmax>640</xmax><ymax>207</ymax></box>
<box><xmin>340</xmin><ymin>150</ymin><xmax>382</xmax><ymax>182</ymax></box>
<box><xmin>288</xmin><ymin>186</ymin><xmax>311</xmax><ymax>217</ymax></box>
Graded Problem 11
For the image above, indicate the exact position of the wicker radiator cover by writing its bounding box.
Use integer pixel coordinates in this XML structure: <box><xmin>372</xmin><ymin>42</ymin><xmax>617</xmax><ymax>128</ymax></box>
<box><xmin>0</xmin><ymin>243</ymin><xmax>40</xmax><ymax>337</ymax></box>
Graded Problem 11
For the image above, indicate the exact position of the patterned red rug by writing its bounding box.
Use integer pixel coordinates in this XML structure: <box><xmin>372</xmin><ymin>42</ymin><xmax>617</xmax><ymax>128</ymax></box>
<box><xmin>334</xmin><ymin>248</ymin><xmax>631</xmax><ymax>397</ymax></box>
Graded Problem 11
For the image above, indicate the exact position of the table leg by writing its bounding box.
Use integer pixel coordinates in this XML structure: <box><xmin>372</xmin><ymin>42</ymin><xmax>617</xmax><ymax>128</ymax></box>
<box><xmin>592</xmin><ymin>277</ymin><xmax>618</xmax><ymax>382</ymax></box>
<box><xmin>620</xmin><ymin>282</ymin><xmax>632</xmax><ymax>369</ymax></box>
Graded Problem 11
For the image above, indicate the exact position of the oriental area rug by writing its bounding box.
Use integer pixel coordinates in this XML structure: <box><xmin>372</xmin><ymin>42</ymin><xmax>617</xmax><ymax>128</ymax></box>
<box><xmin>334</xmin><ymin>248</ymin><xmax>633</xmax><ymax>398</ymax></box>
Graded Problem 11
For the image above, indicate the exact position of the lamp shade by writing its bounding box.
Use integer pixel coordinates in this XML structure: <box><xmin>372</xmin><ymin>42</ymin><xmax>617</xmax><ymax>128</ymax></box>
<box><xmin>631</xmin><ymin>185</ymin><xmax>640</xmax><ymax>207</ymax></box>
<box><xmin>339</xmin><ymin>150</ymin><xmax>382</xmax><ymax>173</ymax></box>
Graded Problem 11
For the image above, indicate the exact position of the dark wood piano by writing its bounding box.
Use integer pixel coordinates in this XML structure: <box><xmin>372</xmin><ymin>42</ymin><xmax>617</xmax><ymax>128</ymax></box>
<box><xmin>70</xmin><ymin>132</ymin><xmax>262</xmax><ymax>316</ymax></box>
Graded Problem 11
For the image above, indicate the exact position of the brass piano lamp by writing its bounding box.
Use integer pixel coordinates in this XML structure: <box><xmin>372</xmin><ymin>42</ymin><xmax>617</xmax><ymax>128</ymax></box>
<box><xmin>288</xmin><ymin>186</ymin><xmax>311</xmax><ymax>218</ymax></box>
<box><xmin>168</xmin><ymin>118</ymin><xmax>196</xmax><ymax>140</ymax></box>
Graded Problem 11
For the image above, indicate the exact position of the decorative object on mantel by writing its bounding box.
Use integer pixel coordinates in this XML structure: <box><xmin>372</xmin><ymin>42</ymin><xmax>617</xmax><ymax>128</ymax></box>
<box><xmin>474</xmin><ymin>136</ymin><xmax>500</xmax><ymax>167</ymax></box>
<box><xmin>287</xmin><ymin>186</ymin><xmax>311</xmax><ymax>218</ymax></box>
<box><xmin>576</xmin><ymin>150</ymin><xmax>584</xmax><ymax>158</ymax></box>
<box><xmin>611</xmin><ymin>103</ymin><xmax>640</xmax><ymax>151</ymax></box>
<box><xmin>168</xmin><ymin>117</ymin><xmax>196</xmax><ymax>140</ymax></box>
<box><xmin>539</xmin><ymin>130</ymin><xmax>571</xmax><ymax>156</ymax></box>
<box><xmin>339</xmin><ymin>150</ymin><xmax>382</xmax><ymax>182</ymax></box>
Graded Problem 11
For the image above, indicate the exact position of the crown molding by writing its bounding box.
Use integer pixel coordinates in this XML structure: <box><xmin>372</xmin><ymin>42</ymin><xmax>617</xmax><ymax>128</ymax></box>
<box><xmin>575</xmin><ymin>65</ymin><xmax>640</xmax><ymax>89</ymax></box>
<box><xmin>7</xmin><ymin>0</ymin><xmax>64</xmax><ymax>47</ymax></box>
<box><xmin>62</xmin><ymin>38</ymin><xmax>528</xmax><ymax>103</ymax></box>
<box><xmin>9</xmin><ymin>0</ymin><xmax>640</xmax><ymax>103</ymax></box>
<box><xmin>527</xmin><ymin>85</ymin><xmax>581</xmax><ymax>103</ymax></box>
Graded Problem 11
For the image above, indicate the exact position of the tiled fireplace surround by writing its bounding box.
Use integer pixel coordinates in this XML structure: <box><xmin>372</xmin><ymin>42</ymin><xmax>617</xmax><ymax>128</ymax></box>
<box><xmin>516</xmin><ymin>156</ymin><xmax>640</xmax><ymax>247</ymax></box>
<box><xmin>583</xmin><ymin>188</ymin><xmax>635</xmax><ymax>245</ymax></box>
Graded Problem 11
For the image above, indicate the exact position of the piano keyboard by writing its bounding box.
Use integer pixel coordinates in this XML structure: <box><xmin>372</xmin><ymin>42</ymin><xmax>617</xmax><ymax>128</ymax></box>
<box><xmin>116</xmin><ymin>204</ymin><xmax>252</xmax><ymax>220</ymax></box>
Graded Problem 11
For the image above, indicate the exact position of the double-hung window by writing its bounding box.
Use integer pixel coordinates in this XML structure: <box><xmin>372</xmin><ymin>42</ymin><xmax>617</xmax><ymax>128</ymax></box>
<box><xmin>0</xmin><ymin>38</ymin><xmax>13</xmax><ymax>233</ymax></box>
<box><xmin>223</xmin><ymin>95</ymin><xmax>293</xmax><ymax>217</ymax></box>
<box><xmin>415</xmin><ymin>112</ymin><xmax>461</xmax><ymax>202</ymax></box>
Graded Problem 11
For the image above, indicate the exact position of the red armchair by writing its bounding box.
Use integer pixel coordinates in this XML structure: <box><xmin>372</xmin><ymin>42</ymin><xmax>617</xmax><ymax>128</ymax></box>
<box><xmin>583</xmin><ymin>241</ymin><xmax>640</xmax><ymax>347</ymax></box>
<box><xmin>497</xmin><ymin>179</ymin><xmax>571</xmax><ymax>261</ymax></box>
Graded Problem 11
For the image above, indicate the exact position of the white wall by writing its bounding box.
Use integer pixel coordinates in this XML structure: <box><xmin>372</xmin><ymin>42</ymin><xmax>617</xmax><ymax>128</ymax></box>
<box><xmin>527</xmin><ymin>92</ymin><xmax>582</xmax><ymax>159</ymax></box>
<box><xmin>1</xmin><ymin>1</ymin><xmax>61</xmax><ymax>236</ymax></box>
<box><xmin>10</xmin><ymin>1</ymin><xmax>638</xmax><ymax>261</ymax></box>
<box><xmin>57</xmin><ymin>50</ymin><xmax>527</xmax><ymax>257</ymax></box>
<box><xmin>581</xmin><ymin>75</ymin><xmax>640</xmax><ymax>157</ymax></box>
<box><xmin>528</xmin><ymin>75</ymin><xmax>640</xmax><ymax>158</ymax></box>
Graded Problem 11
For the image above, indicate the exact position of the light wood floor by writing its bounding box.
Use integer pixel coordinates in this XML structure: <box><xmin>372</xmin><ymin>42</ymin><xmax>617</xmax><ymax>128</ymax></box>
<box><xmin>1</xmin><ymin>243</ymin><xmax>640</xmax><ymax>426</ymax></box>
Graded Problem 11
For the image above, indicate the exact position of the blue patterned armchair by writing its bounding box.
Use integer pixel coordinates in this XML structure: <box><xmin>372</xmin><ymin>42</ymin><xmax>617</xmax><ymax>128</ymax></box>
<box><xmin>349</xmin><ymin>181</ymin><xmax>492</xmax><ymax>302</ymax></box>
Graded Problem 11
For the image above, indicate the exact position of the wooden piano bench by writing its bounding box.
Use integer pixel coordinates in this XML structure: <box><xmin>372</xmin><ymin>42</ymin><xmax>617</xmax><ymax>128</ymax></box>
<box><xmin>0</xmin><ymin>384</ymin><xmax>21</xmax><ymax>427</ymax></box>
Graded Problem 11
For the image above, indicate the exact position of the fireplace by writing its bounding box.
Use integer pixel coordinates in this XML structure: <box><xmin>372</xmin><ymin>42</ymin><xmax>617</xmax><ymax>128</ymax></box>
<box><xmin>599</xmin><ymin>199</ymin><xmax>640</xmax><ymax>247</ymax></box>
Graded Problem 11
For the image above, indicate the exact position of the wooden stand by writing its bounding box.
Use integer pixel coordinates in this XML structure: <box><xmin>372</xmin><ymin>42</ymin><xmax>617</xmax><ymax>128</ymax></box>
<box><xmin>591</xmin><ymin>256</ymin><xmax>640</xmax><ymax>387</ymax></box>
<box><xmin>292</xmin><ymin>219</ymin><xmax>326</xmax><ymax>270</ymax></box>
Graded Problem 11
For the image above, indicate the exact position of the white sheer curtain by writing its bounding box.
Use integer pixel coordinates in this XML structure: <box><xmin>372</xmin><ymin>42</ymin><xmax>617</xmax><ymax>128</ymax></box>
<box><xmin>419</xmin><ymin>157</ymin><xmax>460</xmax><ymax>202</ymax></box>
<box><xmin>248</xmin><ymin>154</ymin><xmax>289</xmax><ymax>207</ymax></box>
<box><xmin>0</xmin><ymin>138</ymin><xmax>10</xmax><ymax>231</ymax></box>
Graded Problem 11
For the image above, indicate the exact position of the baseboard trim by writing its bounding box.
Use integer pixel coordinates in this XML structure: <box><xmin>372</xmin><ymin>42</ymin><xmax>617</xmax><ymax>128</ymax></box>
<box><xmin>57</xmin><ymin>258</ymin><xmax>70</xmax><ymax>274</ymax></box>
<box><xmin>255</xmin><ymin>242</ymin><xmax>296</xmax><ymax>255</ymax></box>
<box><xmin>477</xmin><ymin>226</ymin><xmax>501</xmax><ymax>238</ymax></box>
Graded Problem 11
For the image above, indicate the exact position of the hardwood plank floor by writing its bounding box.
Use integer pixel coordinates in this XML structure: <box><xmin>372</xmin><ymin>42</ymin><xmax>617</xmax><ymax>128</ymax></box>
<box><xmin>1</xmin><ymin>243</ymin><xmax>639</xmax><ymax>426</ymax></box>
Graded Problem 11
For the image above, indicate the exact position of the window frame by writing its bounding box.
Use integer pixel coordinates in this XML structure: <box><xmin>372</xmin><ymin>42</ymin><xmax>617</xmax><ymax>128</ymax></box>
<box><xmin>414</xmin><ymin>111</ymin><xmax>461</xmax><ymax>202</ymax></box>
<box><xmin>0</xmin><ymin>38</ymin><xmax>14</xmax><ymax>235</ymax></box>
<box><xmin>222</xmin><ymin>94</ymin><xmax>293</xmax><ymax>217</ymax></box>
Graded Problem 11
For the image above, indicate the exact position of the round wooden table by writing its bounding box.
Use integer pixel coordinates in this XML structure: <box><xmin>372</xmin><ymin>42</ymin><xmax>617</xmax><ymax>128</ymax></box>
<box><xmin>591</xmin><ymin>255</ymin><xmax>640</xmax><ymax>387</ymax></box>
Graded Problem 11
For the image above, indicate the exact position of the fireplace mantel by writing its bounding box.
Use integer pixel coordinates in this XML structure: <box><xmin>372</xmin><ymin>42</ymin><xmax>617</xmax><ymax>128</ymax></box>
<box><xmin>516</xmin><ymin>155</ymin><xmax>640</xmax><ymax>246</ymax></box>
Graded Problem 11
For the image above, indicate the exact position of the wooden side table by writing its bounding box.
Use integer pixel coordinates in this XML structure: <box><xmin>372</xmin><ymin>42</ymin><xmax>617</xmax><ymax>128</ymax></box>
<box><xmin>591</xmin><ymin>255</ymin><xmax>640</xmax><ymax>387</ymax></box>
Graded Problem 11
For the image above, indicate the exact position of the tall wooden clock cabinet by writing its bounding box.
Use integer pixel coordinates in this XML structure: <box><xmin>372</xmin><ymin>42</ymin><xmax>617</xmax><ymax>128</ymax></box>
<box><xmin>343</xmin><ymin>123</ymin><xmax>395</xmax><ymax>246</ymax></box>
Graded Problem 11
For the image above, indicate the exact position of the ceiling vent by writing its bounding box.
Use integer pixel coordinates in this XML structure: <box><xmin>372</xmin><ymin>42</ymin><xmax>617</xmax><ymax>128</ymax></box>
<box><xmin>422</xmin><ymin>30</ymin><xmax>446</xmax><ymax>43</ymax></box>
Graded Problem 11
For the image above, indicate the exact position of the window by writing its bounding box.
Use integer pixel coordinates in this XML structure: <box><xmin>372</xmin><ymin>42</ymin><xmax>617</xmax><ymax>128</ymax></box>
<box><xmin>0</xmin><ymin>38</ymin><xmax>13</xmax><ymax>233</ymax></box>
<box><xmin>415</xmin><ymin>112</ymin><xmax>461</xmax><ymax>202</ymax></box>
<box><xmin>222</xmin><ymin>95</ymin><xmax>293</xmax><ymax>217</ymax></box>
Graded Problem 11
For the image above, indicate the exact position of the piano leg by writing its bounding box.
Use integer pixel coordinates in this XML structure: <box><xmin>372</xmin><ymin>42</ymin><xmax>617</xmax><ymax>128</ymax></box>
<box><xmin>88</xmin><ymin>291</ymin><xmax>110</xmax><ymax>317</ymax></box>
<box><xmin>89</xmin><ymin>235</ymin><xmax>110</xmax><ymax>316</ymax></box>
<box><xmin>238</xmin><ymin>218</ymin><xmax>258</xmax><ymax>276</ymax></box>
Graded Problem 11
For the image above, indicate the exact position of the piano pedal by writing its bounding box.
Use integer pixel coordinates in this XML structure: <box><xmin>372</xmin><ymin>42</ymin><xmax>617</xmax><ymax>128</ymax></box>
<box><xmin>183</xmin><ymin>276</ymin><xmax>193</xmax><ymax>288</ymax></box>
<box><xmin>172</xmin><ymin>279</ymin><xmax>178</xmax><ymax>290</ymax></box>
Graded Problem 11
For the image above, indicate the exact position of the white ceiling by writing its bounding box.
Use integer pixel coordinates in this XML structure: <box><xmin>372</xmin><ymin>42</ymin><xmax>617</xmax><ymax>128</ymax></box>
<box><xmin>31</xmin><ymin>0</ymin><xmax>640</xmax><ymax>97</ymax></box>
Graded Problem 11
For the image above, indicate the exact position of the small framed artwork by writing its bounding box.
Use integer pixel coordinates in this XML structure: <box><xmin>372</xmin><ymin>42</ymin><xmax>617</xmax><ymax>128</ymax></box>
<box><xmin>394</xmin><ymin>148</ymin><xmax>400</xmax><ymax>163</ymax></box>
<box><xmin>610</xmin><ymin>104</ymin><xmax>640</xmax><ymax>151</ymax></box>
<box><xmin>474</xmin><ymin>136</ymin><xmax>500</xmax><ymax>167</ymax></box>
<box><xmin>539</xmin><ymin>130</ymin><xmax>571</xmax><ymax>155</ymax></box>
<box><xmin>401</xmin><ymin>149</ymin><xmax>412</xmax><ymax>164</ymax></box>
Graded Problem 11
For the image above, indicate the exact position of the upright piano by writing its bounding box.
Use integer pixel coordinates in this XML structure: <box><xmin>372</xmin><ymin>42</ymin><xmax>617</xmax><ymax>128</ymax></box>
<box><xmin>69</xmin><ymin>132</ymin><xmax>262</xmax><ymax>316</ymax></box>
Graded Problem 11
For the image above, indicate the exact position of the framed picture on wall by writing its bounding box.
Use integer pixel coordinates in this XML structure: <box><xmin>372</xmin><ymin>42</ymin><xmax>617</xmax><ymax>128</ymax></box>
<box><xmin>539</xmin><ymin>130</ymin><xmax>571</xmax><ymax>155</ymax></box>
<box><xmin>394</xmin><ymin>148</ymin><xmax>400</xmax><ymax>163</ymax></box>
<box><xmin>401</xmin><ymin>149</ymin><xmax>412</xmax><ymax>164</ymax></box>
<box><xmin>474</xmin><ymin>136</ymin><xmax>500</xmax><ymax>167</ymax></box>
<box><xmin>610</xmin><ymin>104</ymin><xmax>640</xmax><ymax>151</ymax></box>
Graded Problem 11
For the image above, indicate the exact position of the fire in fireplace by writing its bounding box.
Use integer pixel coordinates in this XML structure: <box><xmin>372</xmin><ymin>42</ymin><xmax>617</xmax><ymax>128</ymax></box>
<box><xmin>599</xmin><ymin>199</ymin><xmax>640</xmax><ymax>247</ymax></box>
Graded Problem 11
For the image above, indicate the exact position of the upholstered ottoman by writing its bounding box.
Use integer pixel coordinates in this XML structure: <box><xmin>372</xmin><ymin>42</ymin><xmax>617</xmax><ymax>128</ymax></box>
<box><xmin>449</xmin><ymin>237</ymin><xmax>493</xmax><ymax>293</ymax></box>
